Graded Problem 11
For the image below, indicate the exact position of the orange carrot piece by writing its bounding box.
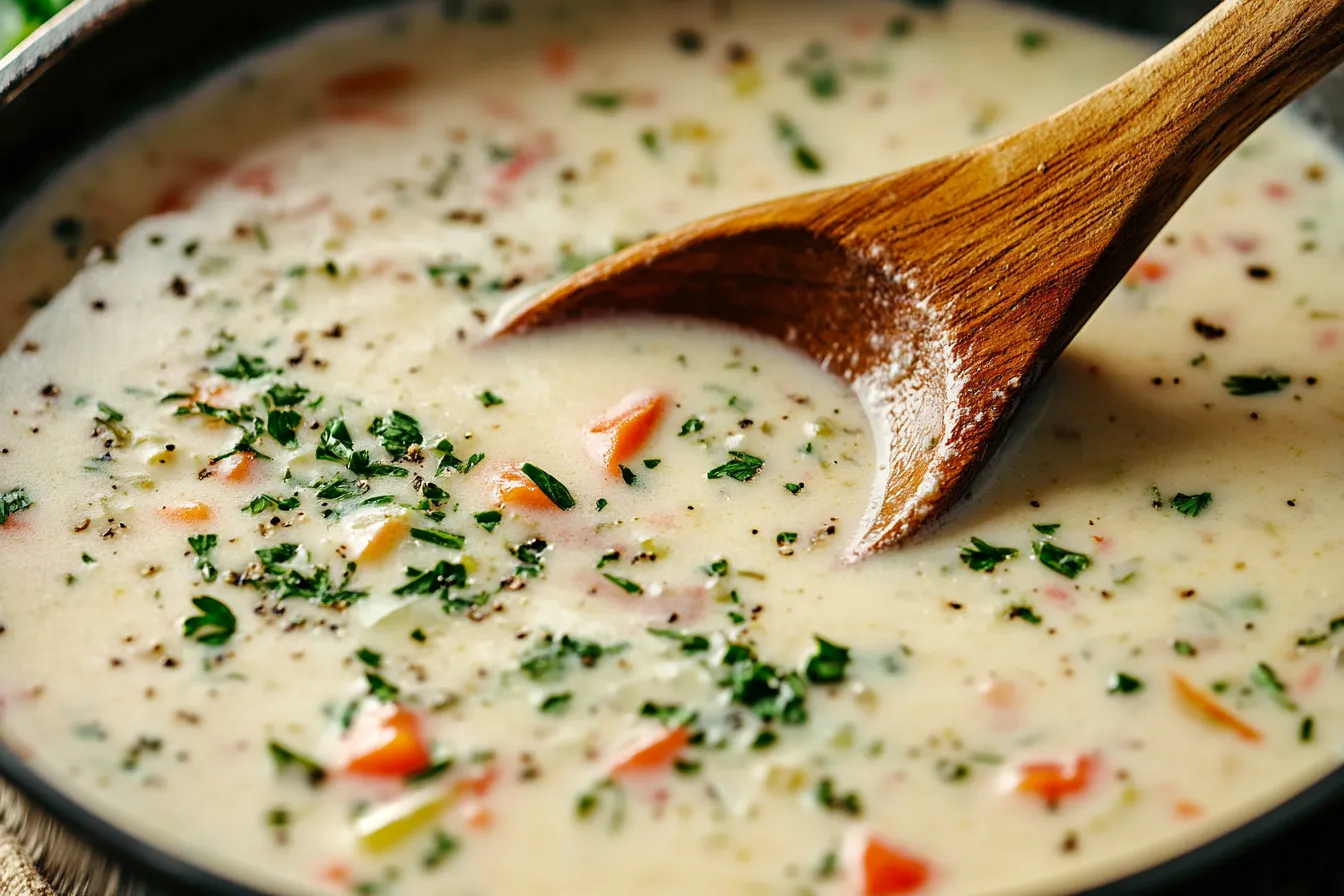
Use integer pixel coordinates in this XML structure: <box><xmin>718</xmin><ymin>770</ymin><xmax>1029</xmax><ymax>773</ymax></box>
<box><xmin>490</xmin><ymin>464</ymin><xmax>557</xmax><ymax>511</ymax></box>
<box><xmin>342</xmin><ymin>704</ymin><xmax>431</xmax><ymax>778</ymax></box>
<box><xmin>461</xmin><ymin>803</ymin><xmax>494</xmax><ymax>831</ymax></box>
<box><xmin>846</xmin><ymin>830</ymin><xmax>932</xmax><ymax>896</ymax></box>
<box><xmin>318</xmin><ymin>863</ymin><xmax>353</xmax><ymax>887</ymax></box>
<box><xmin>216</xmin><ymin>451</ymin><xmax>257</xmax><ymax>484</ymax></box>
<box><xmin>1013</xmin><ymin>753</ymin><xmax>1099</xmax><ymax>805</ymax></box>
<box><xmin>585</xmin><ymin>390</ymin><xmax>666</xmax><ymax>476</ymax></box>
<box><xmin>324</xmin><ymin>64</ymin><xmax>417</xmax><ymax>100</ymax></box>
<box><xmin>231</xmin><ymin>164</ymin><xmax>276</xmax><ymax>196</ymax></box>
<box><xmin>453</xmin><ymin>765</ymin><xmax>500</xmax><ymax>798</ymax></box>
<box><xmin>1170</xmin><ymin>672</ymin><xmax>1263</xmax><ymax>742</ymax></box>
<box><xmin>158</xmin><ymin>502</ymin><xmax>213</xmax><ymax>525</ymax></box>
<box><xmin>1174</xmin><ymin>799</ymin><xmax>1204</xmax><ymax>820</ymax></box>
<box><xmin>544</xmin><ymin>41</ymin><xmax>575</xmax><ymax>79</ymax></box>
<box><xmin>1124</xmin><ymin>258</ymin><xmax>1168</xmax><ymax>286</ymax></box>
<box><xmin>609</xmin><ymin>726</ymin><xmax>690</xmax><ymax>776</ymax></box>
<box><xmin>347</xmin><ymin>514</ymin><xmax>410</xmax><ymax>564</ymax></box>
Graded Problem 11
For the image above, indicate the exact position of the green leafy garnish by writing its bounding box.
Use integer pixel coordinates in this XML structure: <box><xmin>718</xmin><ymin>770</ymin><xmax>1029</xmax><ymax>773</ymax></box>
<box><xmin>578</xmin><ymin>91</ymin><xmax>627</xmax><ymax>111</ymax></box>
<box><xmin>182</xmin><ymin>596</ymin><xmax>236</xmax><ymax>646</ymax></box>
<box><xmin>1006</xmin><ymin>604</ymin><xmax>1041</xmax><ymax>625</ymax></box>
<box><xmin>814</xmin><ymin>777</ymin><xmax>862</xmax><ymax>816</ymax></box>
<box><xmin>187</xmin><ymin>534</ymin><xmax>219</xmax><ymax>583</ymax></box>
<box><xmin>642</xmin><ymin>459</ymin><xmax>661</xmax><ymax>469</ymax></box>
<box><xmin>521</xmin><ymin>463</ymin><xmax>576</xmax><ymax>510</ymax></box>
<box><xmin>1223</xmin><ymin>373</ymin><xmax>1290</xmax><ymax>396</ymax></box>
<box><xmin>707</xmin><ymin>451</ymin><xmax>764</xmax><ymax>482</ymax></box>
<box><xmin>369</xmin><ymin>410</ymin><xmax>422</xmax><ymax>459</ymax></box>
<box><xmin>720</xmin><ymin>642</ymin><xmax>808</xmax><ymax>725</ymax></box>
<box><xmin>265</xmin><ymin>384</ymin><xmax>309</xmax><ymax>407</ymax></box>
<box><xmin>0</xmin><ymin>488</ymin><xmax>32</xmax><ymax>526</ymax></box>
<box><xmin>477</xmin><ymin>390</ymin><xmax>505</xmax><ymax>407</ymax></box>
<box><xmin>519</xmin><ymin>634</ymin><xmax>626</xmax><ymax>682</ymax></box>
<box><xmin>215</xmin><ymin>354</ymin><xmax>271</xmax><ymax>380</ymax></box>
<box><xmin>267</xmin><ymin>740</ymin><xmax>326</xmax><ymax>786</ymax></box>
<box><xmin>648</xmin><ymin>628</ymin><xmax>711</xmax><ymax>653</ymax></box>
<box><xmin>244</xmin><ymin>494</ymin><xmax>300</xmax><ymax>515</ymax></box>
<box><xmin>266</xmin><ymin>408</ymin><xmax>301</xmax><ymax>448</ymax></box>
<box><xmin>355</xmin><ymin>647</ymin><xmax>382</xmax><ymax>668</ymax></box>
<box><xmin>804</xmin><ymin>637</ymin><xmax>851</xmax><ymax>685</ymax></box>
<box><xmin>602</xmin><ymin>573</ymin><xmax>644</xmax><ymax>595</ymax></box>
<box><xmin>959</xmin><ymin>537</ymin><xmax>1018</xmax><ymax>572</ymax></box>
<box><xmin>784</xmin><ymin>482</ymin><xmax>804</xmax><ymax>495</ymax></box>
<box><xmin>619</xmin><ymin>465</ymin><xmax>637</xmax><ymax>486</ymax></box>
<box><xmin>410</xmin><ymin>528</ymin><xmax>466</xmax><ymax>550</ymax></box>
<box><xmin>1033</xmin><ymin>541</ymin><xmax>1091</xmax><ymax>578</ymax></box>
<box><xmin>395</xmin><ymin>561</ymin><xmax>469</xmax><ymax>597</ymax></box>
<box><xmin>1250</xmin><ymin>661</ymin><xmax>1297</xmax><ymax>711</ymax></box>
<box><xmin>1171</xmin><ymin>492</ymin><xmax>1212</xmax><ymax>517</ymax></box>
<box><xmin>777</xmin><ymin>532</ymin><xmax>798</xmax><ymax>546</ymax></box>
<box><xmin>474</xmin><ymin>510</ymin><xmax>502</xmax><ymax>532</ymax></box>
<box><xmin>1032</xmin><ymin>523</ymin><xmax>1060</xmax><ymax>535</ymax></box>
<box><xmin>421</xmin><ymin>830</ymin><xmax>460</xmax><ymax>870</ymax></box>
<box><xmin>678</xmin><ymin>417</ymin><xmax>704</xmax><ymax>436</ymax></box>
<box><xmin>539</xmin><ymin>692</ymin><xmax>572</xmax><ymax>714</ymax></box>
<box><xmin>1107</xmin><ymin>672</ymin><xmax>1143</xmax><ymax>695</ymax></box>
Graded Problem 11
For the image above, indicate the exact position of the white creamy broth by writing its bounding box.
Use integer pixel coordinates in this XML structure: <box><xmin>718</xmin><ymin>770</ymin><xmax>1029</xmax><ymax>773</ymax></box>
<box><xmin>0</xmin><ymin>2</ymin><xmax>1342</xmax><ymax>895</ymax></box>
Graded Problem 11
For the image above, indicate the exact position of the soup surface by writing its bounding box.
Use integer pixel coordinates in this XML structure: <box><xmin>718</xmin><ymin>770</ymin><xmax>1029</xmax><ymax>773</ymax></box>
<box><xmin>0</xmin><ymin>2</ymin><xmax>1342</xmax><ymax>895</ymax></box>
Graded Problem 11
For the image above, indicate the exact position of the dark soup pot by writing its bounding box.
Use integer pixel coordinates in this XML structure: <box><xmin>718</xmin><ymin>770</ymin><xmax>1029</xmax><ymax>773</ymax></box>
<box><xmin>0</xmin><ymin>1</ymin><xmax>1341</xmax><ymax>894</ymax></box>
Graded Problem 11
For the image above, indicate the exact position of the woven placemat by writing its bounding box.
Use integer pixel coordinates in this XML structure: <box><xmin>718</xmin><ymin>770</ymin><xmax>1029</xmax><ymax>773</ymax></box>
<box><xmin>0</xmin><ymin>834</ymin><xmax>52</xmax><ymax>896</ymax></box>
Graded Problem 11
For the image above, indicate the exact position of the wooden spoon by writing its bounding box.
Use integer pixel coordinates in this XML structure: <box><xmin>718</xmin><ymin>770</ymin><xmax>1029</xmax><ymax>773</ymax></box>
<box><xmin>496</xmin><ymin>0</ymin><xmax>1344</xmax><ymax>558</ymax></box>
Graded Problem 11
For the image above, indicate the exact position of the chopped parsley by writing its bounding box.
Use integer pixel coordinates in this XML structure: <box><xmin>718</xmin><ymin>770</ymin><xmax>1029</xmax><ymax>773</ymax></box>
<box><xmin>773</xmin><ymin>113</ymin><xmax>824</xmax><ymax>172</ymax></box>
<box><xmin>578</xmin><ymin>91</ymin><xmax>627</xmax><ymax>111</ymax></box>
<box><xmin>1172</xmin><ymin>639</ymin><xmax>1198</xmax><ymax>657</ymax></box>
<box><xmin>243</xmin><ymin>494</ymin><xmax>300</xmax><ymax>515</ymax></box>
<box><xmin>519</xmin><ymin>634</ymin><xmax>626</xmax><ymax>682</ymax></box>
<box><xmin>1107</xmin><ymin>672</ymin><xmax>1144</xmax><ymax>695</ymax></box>
<box><xmin>365</xmin><ymin>672</ymin><xmax>400</xmax><ymax>703</ymax></box>
<box><xmin>707</xmin><ymin>451</ymin><xmax>764</xmax><ymax>482</ymax></box>
<box><xmin>435</xmin><ymin>439</ymin><xmax>483</xmax><ymax>475</ymax></box>
<box><xmin>215</xmin><ymin>354</ymin><xmax>272</xmax><ymax>380</ymax></box>
<box><xmin>619</xmin><ymin>464</ymin><xmax>637</xmax><ymax>486</ymax></box>
<box><xmin>1006</xmin><ymin>603</ymin><xmax>1042</xmax><ymax>625</ymax></box>
<box><xmin>521</xmin><ymin>463</ymin><xmax>576</xmax><ymax>510</ymax></box>
<box><xmin>678</xmin><ymin>416</ymin><xmax>705</xmax><ymax>436</ymax></box>
<box><xmin>959</xmin><ymin>537</ymin><xmax>1018</xmax><ymax>572</ymax></box>
<box><xmin>1171</xmin><ymin>492</ymin><xmax>1212</xmax><ymax>517</ymax></box>
<box><xmin>421</xmin><ymin>830</ymin><xmax>460</xmax><ymax>870</ymax></box>
<box><xmin>784</xmin><ymin>482</ymin><xmax>804</xmax><ymax>495</ymax></box>
<box><xmin>814</xmin><ymin>777</ymin><xmax>862</xmax><ymax>816</ymax></box>
<box><xmin>369</xmin><ymin>410</ymin><xmax>423</xmax><ymax>459</ymax></box>
<box><xmin>0</xmin><ymin>487</ymin><xmax>33</xmax><ymax>526</ymax></box>
<box><xmin>410</xmin><ymin>528</ymin><xmax>466</xmax><ymax>550</ymax></box>
<box><xmin>1223</xmin><ymin>373</ymin><xmax>1290</xmax><ymax>396</ymax></box>
<box><xmin>720</xmin><ymin>642</ymin><xmax>808</xmax><ymax>725</ymax></box>
<box><xmin>268</xmin><ymin>740</ymin><xmax>326</xmax><ymax>787</ymax></box>
<box><xmin>648</xmin><ymin>628</ymin><xmax>711</xmax><ymax>654</ymax></box>
<box><xmin>642</xmin><ymin>459</ymin><xmax>661</xmax><ymax>469</ymax></box>
<box><xmin>181</xmin><ymin>596</ymin><xmax>236</xmax><ymax>646</ymax></box>
<box><xmin>1032</xmin><ymin>541</ymin><xmax>1091</xmax><ymax>578</ymax></box>
<box><xmin>602</xmin><ymin>573</ymin><xmax>643</xmax><ymax>595</ymax></box>
<box><xmin>187</xmin><ymin>533</ymin><xmax>219</xmax><ymax>583</ymax></box>
<box><xmin>777</xmin><ymin>532</ymin><xmax>798</xmax><ymax>546</ymax></box>
<box><xmin>804</xmin><ymin>637</ymin><xmax>851</xmax><ymax>685</ymax></box>
<box><xmin>474</xmin><ymin>509</ymin><xmax>502</xmax><ymax>532</ymax></box>
<box><xmin>477</xmin><ymin>390</ymin><xmax>505</xmax><ymax>407</ymax></box>
<box><xmin>355</xmin><ymin>648</ymin><xmax>382</xmax><ymax>668</ymax></box>
<box><xmin>242</xmin><ymin>544</ymin><xmax>367</xmax><ymax>607</ymax></box>
<box><xmin>595</xmin><ymin>498</ymin><xmax>609</xmax><ymax>512</ymax></box>
<box><xmin>395</xmin><ymin>561</ymin><xmax>469</xmax><ymax>597</ymax></box>
<box><xmin>266</xmin><ymin>408</ymin><xmax>301</xmax><ymax>448</ymax></box>
<box><xmin>1032</xmin><ymin>523</ymin><xmax>1060</xmax><ymax>535</ymax></box>
<box><xmin>1249</xmin><ymin>661</ymin><xmax>1297</xmax><ymax>711</ymax></box>
<box><xmin>539</xmin><ymin>692</ymin><xmax>572</xmax><ymax>714</ymax></box>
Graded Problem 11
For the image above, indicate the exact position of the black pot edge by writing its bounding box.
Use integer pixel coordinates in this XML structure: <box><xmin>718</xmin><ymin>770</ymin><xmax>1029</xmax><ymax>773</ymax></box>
<box><xmin>0</xmin><ymin>2</ymin><xmax>1341</xmax><ymax>895</ymax></box>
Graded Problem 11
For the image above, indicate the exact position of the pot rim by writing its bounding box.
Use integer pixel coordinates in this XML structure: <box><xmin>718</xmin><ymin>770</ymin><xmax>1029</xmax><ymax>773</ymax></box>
<box><xmin>0</xmin><ymin>2</ymin><xmax>1341</xmax><ymax>895</ymax></box>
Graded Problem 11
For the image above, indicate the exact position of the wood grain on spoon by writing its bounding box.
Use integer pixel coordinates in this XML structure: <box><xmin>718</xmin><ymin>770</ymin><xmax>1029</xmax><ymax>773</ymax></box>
<box><xmin>496</xmin><ymin>0</ymin><xmax>1344</xmax><ymax>558</ymax></box>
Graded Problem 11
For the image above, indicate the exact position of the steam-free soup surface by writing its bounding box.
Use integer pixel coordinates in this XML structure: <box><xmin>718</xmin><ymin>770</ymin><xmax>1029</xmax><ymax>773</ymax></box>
<box><xmin>0</xmin><ymin>2</ymin><xmax>1342</xmax><ymax>895</ymax></box>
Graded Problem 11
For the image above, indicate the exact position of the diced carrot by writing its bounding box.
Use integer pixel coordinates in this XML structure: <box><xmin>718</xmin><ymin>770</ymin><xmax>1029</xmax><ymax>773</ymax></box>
<box><xmin>1013</xmin><ymin>753</ymin><xmax>1099</xmax><ymax>805</ymax></box>
<box><xmin>342</xmin><ymin>703</ymin><xmax>431</xmax><ymax>778</ymax></box>
<box><xmin>544</xmin><ymin>41</ymin><xmax>575</xmax><ymax>80</ymax></box>
<box><xmin>977</xmin><ymin>678</ymin><xmax>1017</xmax><ymax>709</ymax></box>
<box><xmin>585</xmin><ymin>390</ymin><xmax>666</xmax><ymax>476</ymax></box>
<box><xmin>216</xmin><ymin>451</ymin><xmax>257</xmax><ymax>484</ymax></box>
<box><xmin>1174</xmin><ymin>799</ymin><xmax>1204</xmax><ymax>820</ymax></box>
<box><xmin>453</xmin><ymin>765</ymin><xmax>500</xmax><ymax>798</ymax></box>
<box><xmin>231</xmin><ymin>163</ymin><xmax>276</xmax><ymax>196</ymax></box>
<box><xmin>490</xmin><ymin>464</ymin><xmax>557</xmax><ymax>511</ymax></box>
<box><xmin>1297</xmin><ymin>662</ymin><xmax>1324</xmax><ymax>695</ymax></box>
<box><xmin>158</xmin><ymin>502</ymin><xmax>213</xmax><ymax>525</ymax></box>
<box><xmin>324</xmin><ymin>64</ymin><xmax>417</xmax><ymax>100</ymax></box>
<box><xmin>845</xmin><ymin>829</ymin><xmax>931</xmax><ymax>896</ymax></box>
<box><xmin>461</xmin><ymin>803</ymin><xmax>494</xmax><ymax>831</ymax></box>
<box><xmin>609</xmin><ymin>726</ymin><xmax>690</xmax><ymax>776</ymax></box>
<box><xmin>317</xmin><ymin>863</ymin><xmax>352</xmax><ymax>886</ymax></box>
<box><xmin>0</xmin><ymin>515</ymin><xmax>26</xmax><ymax>532</ymax></box>
<box><xmin>1124</xmin><ymin>258</ymin><xmax>1168</xmax><ymax>286</ymax></box>
<box><xmin>1170</xmin><ymin>672</ymin><xmax>1262</xmax><ymax>742</ymax></box>
<box><xmin>346</xmin><ymin>513</ymin><xmax>409</xmax><ymax>564</ymax></box>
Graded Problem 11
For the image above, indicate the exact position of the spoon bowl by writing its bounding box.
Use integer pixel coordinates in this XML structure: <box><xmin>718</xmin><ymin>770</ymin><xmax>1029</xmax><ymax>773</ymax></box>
<box><xmin>498</xmin><ymin>0</ymin><xmax>1344</xmax><ymax>557</ymax></box>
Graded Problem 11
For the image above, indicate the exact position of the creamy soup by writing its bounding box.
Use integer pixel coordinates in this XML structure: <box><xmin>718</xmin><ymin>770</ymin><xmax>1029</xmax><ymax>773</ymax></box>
<box><xmin>0</xmin><ymin>2</ymin><xmax>1342</xmax><ymax>895</ymax></box>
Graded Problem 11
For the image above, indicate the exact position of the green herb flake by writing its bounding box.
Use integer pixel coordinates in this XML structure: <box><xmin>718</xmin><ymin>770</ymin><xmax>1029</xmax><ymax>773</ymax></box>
<box><xmin>707</xmin><ymin>450</ymin><xmax>764</xmax><ymax>482</ymax></box>
<box><xmin>596</xmin><ymin>498</ymin><xmax>609</xmax><ymax>512</ymax></box>
<box><xmin>1171</xmin><ymin>492</ymin><xmax>1213</xmax><ymax>517</ymax></box>
<box><xmin>421</xmin><ymin>830</ymin><xmax>460</xmax><ymax>870</ymax></box>
<box><xmin>215</xmin><ymin>354</ymin><xmax>272</xmax><ymax>380</ymax></box>
<box><xmin>603</xmin><ymin>573</ymin><xmax>643</xmax><ymax>595</ymax></box>
<box><xmin>0</xmin><ymin>488</ymin><xmax>33</xmax><ymax>526</ymax></box>
<box><xmin>520</xmin><ymin>634</ymin><xmax>626</xmax><ymax>682</ymax></box>
<box><xmin>804</xmin><ymin>636</ymin><xmax>851</xmax><ymax>685</ymax></box>
<box><xmin>1172</xmin><ymin>639</ymin><xmax>1198</xmax><ymax>657</ymax></box>
<box><xmin>1017</xmin><ymin>28</ymin><xmax>1049</xmax><ymax>51</ymax></box>
<box><xmin>814</xmin><ymin>777</ymin><xmax>862</xmax><ymax>816</ymax></box>
<box><xmin>1032</xmin><ymin>523</ymin><xmax>1060</xmax><ymax>535</ymax></box>
<box><xmin>474</xmin><ymin>509</ymin><xmax>502</xmax><ymax>532</ymax></box>
<box><xmin>619</xmin><ymin>464</ymin><xmax>637</xmax><ymax>486</ymax></box>
<box><xmin>539</xmin><ymin>692</ymin><xmax>572</xmax><ymax>714</ymax></box>
<box><xmin>1250</xmin><ymin>661</ymin><xmax>1297</xmax><ymax>711</ymax></box>
<box><xmin>1006</xmin><ymin>603</ymin><xmax>1042</xmax><ymax>625</ymax></box>
<box><xmin>678</xmin><ymin>416</ymin><xmax>705</xmax><ymax>437</ymax></box>
<box><xmin>369</xmin><ymin>410</ymin><xmax>423</xmax><ymax>459</ymax></box>
<box><xmin>642</xmin><ymin>458</ymin><xmax>661</xmax><ymax>469</ymax></box>
<box><xmin>410</xmin><ymin>528</ymin><xmax>466</xmax><ymax>550</ymax></box>
<box><xmin>365</xmin><ymin>672</ymin><xmax>400</xmax><ymax>703</ymax></box>
<box><xmin>1033</xmin><ymin>541</ymin><xmax>1091</xmax><ymax>578</ymax></box>
<box><xmin>784</xmin><ymin>482</ymin><xmax>804</xmax><ymax>495</ymax></box>
<box><xmin>182</xmin><ymin>596</ymin><xmax>236</xmax><ymax>646</ymax></box>
<box><xmin>578</xmin><ymin>91</ymin><xmax>627</xmax><ymax>111</ymax></box>
<box><xmin>1107</xmin><ymin>672</ymin><xmax>1144</xmax><ymax>695</ymax></box>
<box><xmin>521</xmin><ymin>463</ymin><xmax>576</xmax><ymax>510</ymax></box>
<box><xmin>1223</xmin><ymin>373</ymin><xmax>1290</xmax><ymax>396</ymax></box>
<box><xmin>477</xmin><ymin>390</ymin><xmax>505</xmax><ymax>408</ymax></box>
<box><xmin>243</xmin><ymin>494</ymin><xmax>300</xmax><ymax>515</ymax></box>
<box><xmin>267</xmin><ymin>740</ymin><xmax>327</xmax><ymax>787</ymax></box>
<box><xmin>648</xmin><ymin>628</ymin><xmax>711</xmax><ymax>653</ymax></box>
<box><xmin>959</xmin><ymin>537</ymin><xmax>1018</xmax><ymax>572</ymax></box>
<box><xmin>187</xmin><ymin>533</ymin><xmax>219</xmax><ymax>583</ymax></box>
<box><xmin>1301</xmin><ymin>716</ymin><xmax>1316</xmax><ymax>743</ymax></box>
<box><xmin>776</xmin><ymin>532</ymin><xmax>798</xmax><ymax>546</ymax></box>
